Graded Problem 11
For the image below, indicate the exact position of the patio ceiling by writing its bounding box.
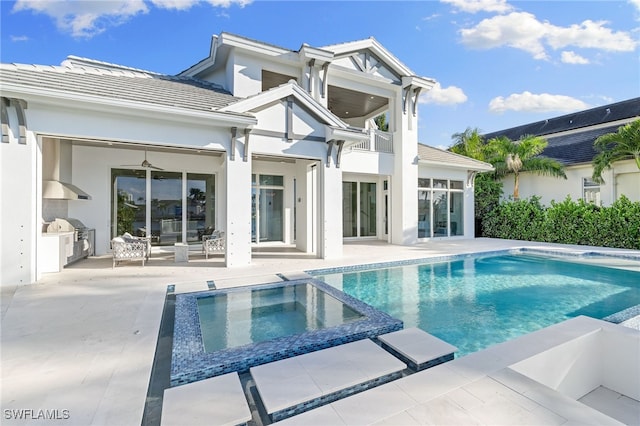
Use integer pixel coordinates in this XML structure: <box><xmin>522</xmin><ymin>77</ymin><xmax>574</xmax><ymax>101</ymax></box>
<box><xmin>327</xmin><ymin>85</ymin><xmax>388</xmax><ymax>119</ymax></box>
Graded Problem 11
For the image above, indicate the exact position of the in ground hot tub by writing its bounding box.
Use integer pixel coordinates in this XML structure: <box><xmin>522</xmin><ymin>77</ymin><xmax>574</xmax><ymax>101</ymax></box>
<box><xmin>170</xmin><ymin>278</ymin><xmax>402</xmax><ymax>386</ymax></box>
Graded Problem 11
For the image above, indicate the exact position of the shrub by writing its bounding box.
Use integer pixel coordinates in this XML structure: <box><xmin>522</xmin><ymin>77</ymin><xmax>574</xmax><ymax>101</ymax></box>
<box><xmin>481</xmin><ymin>195</ymin><xmax>640</xmax><ymax>249</ymax></box>
<box><xmin>483</xmin><ymin>196</ymin><xmax>546</xmax><ymax>241</ymax></box>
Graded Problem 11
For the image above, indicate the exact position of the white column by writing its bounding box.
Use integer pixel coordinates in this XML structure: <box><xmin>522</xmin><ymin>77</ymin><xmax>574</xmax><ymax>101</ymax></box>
<box><xmin>464</xmin><ymin>184</ymin><xmax>475</xmax><ymax>238</ymax></box>
<box><xmin>320</xmin><ymin>160</ymin><xmax>343</xmax><ymax>259</ymax></box>
<box><xmin>390</xmin><ymin>88</ymin><xmax>419</xmax><ymax>246</ymax></box>
<box><xmin>224</xmin><ymin>134</ymin><xmax>251</xmax><ymax>267</ymax></box>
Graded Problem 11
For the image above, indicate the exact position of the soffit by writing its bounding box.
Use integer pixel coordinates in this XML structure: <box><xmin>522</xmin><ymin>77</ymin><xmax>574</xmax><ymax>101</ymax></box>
<box><xmin>328</xmin><ymin>85</ymin><xmax>388</xmax><ymax>119</ymax></box>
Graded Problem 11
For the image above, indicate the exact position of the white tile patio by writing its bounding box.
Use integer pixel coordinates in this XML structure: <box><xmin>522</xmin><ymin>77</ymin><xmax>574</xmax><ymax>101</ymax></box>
<box><xmin>1</xmin><ymin>238</ymin><xmax>639</xmax><ymax>425</ymax></box>
<box><xmin>251</xmin><ymin>338</ymin><xmax>406</xmax><ymax>421</ymax></box>
<box><xmin>161</xmin><ymin>372</ymin><xmax>251</xmax><ymax>426</ymax></box>
<box><xmin>378</xmin><ymin>327</ymin><xmax>458</xmax><ymax>370</ymax></box>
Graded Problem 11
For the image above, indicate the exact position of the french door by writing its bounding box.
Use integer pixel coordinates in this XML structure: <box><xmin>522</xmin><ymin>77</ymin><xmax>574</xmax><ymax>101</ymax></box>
<box><xmin>251</xmin><ymin>174</ymin><xmax>284</xmax><ymax>243</ymax></box>
<box><xmin>343</xmin><ymin>181</ymin><xmax>377</xmax><ymax>238</ymax></box>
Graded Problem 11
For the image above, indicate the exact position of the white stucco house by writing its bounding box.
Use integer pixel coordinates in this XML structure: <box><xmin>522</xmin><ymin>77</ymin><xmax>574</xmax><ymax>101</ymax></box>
<box><xmin>483</xmin><ymin>98</ymin><xmax>640</xmax><ymax>206</ymax></box>
<box><xmin>0</xmin><ymin>32</ymin><xmax>492</xmax><ymax>286</ymax></box>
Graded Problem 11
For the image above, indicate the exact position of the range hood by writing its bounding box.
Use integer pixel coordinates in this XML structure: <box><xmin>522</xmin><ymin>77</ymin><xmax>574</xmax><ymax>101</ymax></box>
<box><xmin>42</xmin><ymin>180</ymin><xmax>91</xmax><ymax>200</ymax></box>
<box><xmin>42</xmin><ymin>139</ymin><xmax>91</xmax><ymax>200</ymax></box>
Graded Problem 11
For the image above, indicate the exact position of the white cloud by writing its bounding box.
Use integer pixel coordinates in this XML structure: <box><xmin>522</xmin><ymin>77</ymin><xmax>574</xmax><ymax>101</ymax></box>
<box><xmin>489</xmin><ymin>92</ymin><xmax>589</xmax><ymax>113</ymax></box>
<box><xmin>420</xmin><ymin>82</ymin><xmax>468</xmax><ymax>105</ymax></box>
<box><xmin>13</xmin><ymin>0</ymin><xmax>149</xmax><ymax>38</ymax></box>
<box><xmin>460</xmin><ymin>12</ymin><xmax>637</xmax><ymax>60</ymax></box>
<box><xmin>442</xmin><ymin>0</ymin><xmax>513</xmax><ymax>14</ymax></box>
<box><xmin>561</xmin><ymin>51</ymin><xmax>589</xmax><ymax>65</ymax></box>
<box><xmin>460</xmin><ymin>12</ymin><xmax>549</xmax><ymax>59</ymax></box>
<box><xmin>150</xmin><ymin>0</ymin><xmax>251</xmax><ymax>9</ymax></box>
<box><xmin>12</xmin><ymin>0</ymin><xmax>251</xmax><ymax>38</ymax></box>
<box><xmin>148</xmin><ymin>0</ymin><xmax>200</xmax><ymax>10</ymax></box>
<box><xmin>10</xmin><ymin>35</ymin><xmax>30</xmax><ymax>42</ymax></box>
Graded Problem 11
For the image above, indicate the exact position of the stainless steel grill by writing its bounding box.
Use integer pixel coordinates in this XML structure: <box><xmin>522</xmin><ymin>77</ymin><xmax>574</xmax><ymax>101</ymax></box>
<box><xmin>46</xmin><ymin>218</ymin><xmax>95</xmax><ymax>262</ymax></box>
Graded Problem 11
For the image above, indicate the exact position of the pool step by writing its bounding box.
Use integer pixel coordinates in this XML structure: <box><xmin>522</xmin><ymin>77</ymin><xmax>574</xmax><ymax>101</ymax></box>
<box><xmin>250</xmin><ymin>338</ymin><xmax>406</xmax><ymax>422</ymax></box>
<box><xmin>378</xmin><ymin>327</ymin><xmax>458</xmax><ymax>371</ymax></box>
<box><xmin>161</xmin><ymin>372</ymin><xmax>251</xmax><ymax>426</ymax></box>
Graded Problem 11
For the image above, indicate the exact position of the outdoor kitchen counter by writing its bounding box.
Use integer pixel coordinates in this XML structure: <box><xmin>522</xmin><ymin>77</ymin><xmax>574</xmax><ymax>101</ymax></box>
<box><xmin>39</xmin><ymin>231</ymin><xmax>75</xmax><ymax>273</ymax></box>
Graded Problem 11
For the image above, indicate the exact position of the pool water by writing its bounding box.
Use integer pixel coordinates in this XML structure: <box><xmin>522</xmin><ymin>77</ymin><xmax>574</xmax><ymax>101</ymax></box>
<box><xmin>316</xmin><ymin>254</ymin><xmax>640</xmax><ymax>356</ymax></box>
<box><xmin>197</xmin><ymin>283</ymin><xmax>364</xmax><ymax>352</ymax></box>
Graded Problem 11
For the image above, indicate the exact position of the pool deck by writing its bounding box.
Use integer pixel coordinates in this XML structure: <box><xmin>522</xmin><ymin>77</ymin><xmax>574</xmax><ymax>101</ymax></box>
<box><xmin>2</xmin><ymin>238</ymin><xmax>640</xmax><ymax>425</ymax></box>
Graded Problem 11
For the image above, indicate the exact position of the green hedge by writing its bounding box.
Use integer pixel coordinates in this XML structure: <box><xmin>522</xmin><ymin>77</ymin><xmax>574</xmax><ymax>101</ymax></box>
<box><xmin>482</xmin><ymin>195</ymin><xmax>640</xmax><ymax>249</ymax></box>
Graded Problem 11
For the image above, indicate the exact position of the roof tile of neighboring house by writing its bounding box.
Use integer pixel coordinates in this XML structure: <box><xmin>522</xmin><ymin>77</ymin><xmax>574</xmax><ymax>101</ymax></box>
<box><xmin>543</xmin><ymin>125</ymin><xmax>622</xmax><ymax>165</ymax></box>
<box><xmin>0</xmin><ymin>61</ymin><xmax>242</xmax><ymax>114</ymax></box>
<box><xmin>482</xmin><ymin>98</ymin><xmax>640</xmax><ymax>165</ymax></box>
<box><xmin>418</xmin><ymin>143</ymin><xmax>493</xmax><ymax>171</ymax></box>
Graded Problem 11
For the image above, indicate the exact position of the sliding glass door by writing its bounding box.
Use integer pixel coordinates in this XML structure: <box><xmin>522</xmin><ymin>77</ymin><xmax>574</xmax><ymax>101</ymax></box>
<box><xmin>111</xmin><ymin>169</ymin><xmax>215</xmax><ymax>246</ymax></box>
<box><xmin>111</xmin><ymin>169</ymin><xmax>146</xmax><ymax>238</ymax></box>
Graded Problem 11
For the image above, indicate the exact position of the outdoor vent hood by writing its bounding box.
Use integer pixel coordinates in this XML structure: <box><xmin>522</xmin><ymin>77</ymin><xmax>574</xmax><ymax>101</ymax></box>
<box><xmin>42</xmin><ymin>139</ymin><xmax>91</xmax><ymax>200</ymax></box>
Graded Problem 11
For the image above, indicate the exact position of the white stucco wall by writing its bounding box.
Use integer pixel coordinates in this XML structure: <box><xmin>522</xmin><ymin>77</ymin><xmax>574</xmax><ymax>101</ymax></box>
<box><xmin>501</xmin><ymin>160</ymin><xmax>639</xmax><ymax>206</ymax></box>
<box><xmin>1</xmin><ymin>109</ymin><xmax>38</xmax><ymax>286</ymax></box>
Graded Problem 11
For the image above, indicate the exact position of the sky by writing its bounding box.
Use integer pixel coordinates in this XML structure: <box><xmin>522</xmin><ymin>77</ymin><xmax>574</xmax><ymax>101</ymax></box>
<box><xmin>1</xmin><ymin>0</ymin><xmax>639</xmax><ymax>149</ymax></box>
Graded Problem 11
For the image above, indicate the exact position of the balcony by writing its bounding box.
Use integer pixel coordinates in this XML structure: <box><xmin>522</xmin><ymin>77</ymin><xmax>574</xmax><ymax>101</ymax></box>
<box><xmin>349</xmin><ymin>129</ymin><xmax>393</xmax><ymax>153</ymax></box>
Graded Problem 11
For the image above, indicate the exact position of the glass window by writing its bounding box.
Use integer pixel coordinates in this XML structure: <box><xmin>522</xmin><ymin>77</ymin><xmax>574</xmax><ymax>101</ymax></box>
<box><xmin>417</xmin><ymin>178</ymin><xmax>465</xmax><ymax>239</ymax></box>
<box><xmin>342</xmin><ymin>182</ymin><xmax>358</xmax><ymax>237</ymax></box>
<box><xmin>433</xmin><ymin>179</ymin><xmax>448</xmax><ymax>189</ymax></box>
<box><xmin>252</xmin><ymin>174</ymin><xmax>285</xmax><ymax>243</ymax></box>
<box><xmin>259</xmin><ymin>175</ymin><xmax>284</xmax><ymax>186</ymax></box>
<box><xmin>111</xmin><ymin>169</ymin><xmax>146</xmax><ymax>238</ymax></box>
<box><xmin>450</xmin><ymin>180</ymin><xmax>464</xmax><ymax>190</ymax></box>
<box><xmin>450</xmin><ymin>192</ymin><xmax>464</xmax><ymax>236</ymax></box>
<box><xmin>187</xmin><ymin>173</ymin><xmax>215</xmax><ymax>242</ymax></box>
<box><xmin>418</xmin><ymin>191</ymin><xmax>431</xmax><ymax>238</ymax></box>
<box><xmin>360</xmin><ymin>183</ymin><xmax>377</xmax><ymax>237</ymax></box>
<box><xmin>418</xmin><ymin>178</ymin><xmax>431</xmax><ymax>189</ymax></box>
<box><xmin>583</xmin><ymin>178</ymin><xmax>600</xmax><ymax>205</ymax></box>
<box><xmin>433</xmin><ymin>191</ymin><xmax>448</xmax><ymax>236</ymax></box>
<box><xmin>151</xmin><ymin>171</ymin><xmax>183</xmax><ymax>245</ymax></box>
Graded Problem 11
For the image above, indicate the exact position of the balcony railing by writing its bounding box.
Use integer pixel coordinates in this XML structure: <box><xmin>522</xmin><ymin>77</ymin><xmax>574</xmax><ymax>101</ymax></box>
<box><xmin>350</xmin><ymin>130</ymin><xmax>393</xmax><ymax>153</ymax></box>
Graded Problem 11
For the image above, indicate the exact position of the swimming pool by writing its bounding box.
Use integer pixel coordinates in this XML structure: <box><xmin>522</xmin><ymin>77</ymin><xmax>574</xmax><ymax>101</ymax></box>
<box><xmin>313</xmin><ymin>251</ymin><xmax>640</xmax><ymax>356</ymax></box>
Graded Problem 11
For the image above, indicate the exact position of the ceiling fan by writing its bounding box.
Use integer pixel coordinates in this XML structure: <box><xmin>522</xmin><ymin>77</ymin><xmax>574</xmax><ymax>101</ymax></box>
<box><xmin>122</xmin><ymin>151</ymin><xmax>164</xmax><ymax>170</ymax></box>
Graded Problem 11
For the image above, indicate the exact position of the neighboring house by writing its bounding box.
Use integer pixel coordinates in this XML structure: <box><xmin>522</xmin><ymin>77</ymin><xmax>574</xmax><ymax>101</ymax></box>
<box><xmin>483</xmin><ymin>98</ymin><xmax>640</xmax><ymax>206</ymax></box>
<box><xmin>1</xmin><ymin>32</ymin><xmax>492</xmax><ymax>286</ymax></box>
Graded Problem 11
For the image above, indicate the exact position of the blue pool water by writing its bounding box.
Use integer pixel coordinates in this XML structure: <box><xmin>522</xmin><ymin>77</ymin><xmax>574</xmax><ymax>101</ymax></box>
<box><xmin>197</xmin><ymin>283</ymin><xmax>364</xmax><ymax>352</ymax></box>
<box><xmin>315</xmin><ymin>254</ymin><xmax>640</xmax><ymax>356</ymax></box>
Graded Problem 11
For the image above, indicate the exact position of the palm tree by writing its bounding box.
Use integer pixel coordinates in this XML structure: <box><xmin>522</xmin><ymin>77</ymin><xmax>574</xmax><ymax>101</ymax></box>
<box><xmin>488</xmin><ymin>134</ymin><xmax>566</xmax><ymax>199</ymax></box>
<box><xmin>450</xmin><ymin>127</ymin><xmax>489</xmax><ymax>162</ymax></box>
<box><xmin>591</xmin><ymin>119</ymin><xmax>640</xmax><ymax>183</ymax></box>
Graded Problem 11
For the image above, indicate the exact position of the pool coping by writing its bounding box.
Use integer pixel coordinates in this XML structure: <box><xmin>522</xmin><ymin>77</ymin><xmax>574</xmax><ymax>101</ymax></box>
<box><xmin>170</xmin><ymin>278</ymin><xmax>403</xmax><ymax>387</ymax></box>
<box><xmin>306</xmin><ymin>247</ymin><xmax>640</xmax><ymax>326</ymax></box>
